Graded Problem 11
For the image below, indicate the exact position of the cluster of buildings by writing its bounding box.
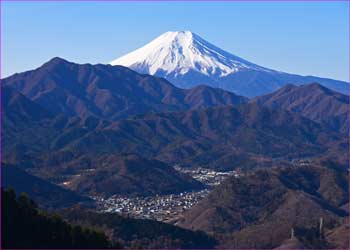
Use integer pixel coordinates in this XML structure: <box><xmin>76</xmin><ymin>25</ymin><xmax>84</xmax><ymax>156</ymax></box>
<box><xmin>93</xmin><ymin>166</ymin><xmax>240</xmax><ymax>222</ymax></box>
<box><xmin>174</xmin><ymin>166</ymin><xmax>239</xmax><ymax>186</ymax></box>
<box><xmin>93</xmin><ymin>189</ymin><xmax>210</xmax><ymax>223</ymax></box>
<box><xmin>290</xmin><ymin>158</ymin><xmax>312</xmax><ymax>167</ymax></box>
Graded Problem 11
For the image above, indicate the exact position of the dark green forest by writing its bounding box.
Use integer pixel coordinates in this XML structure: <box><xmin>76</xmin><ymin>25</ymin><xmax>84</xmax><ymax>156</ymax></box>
<box><xmin>2</xmin><ymin>188</ymin><xmax>216</xmax><ymax>249</ymax></box>
<box><xmin>60</xmin><ymin>207</ymin><xmax>216</xmax><ymax>249</ymax></box>
<box><xmin>1</xmin><ymin>188</ymin><xmax>113</xmax><ymax>249</ymax></box>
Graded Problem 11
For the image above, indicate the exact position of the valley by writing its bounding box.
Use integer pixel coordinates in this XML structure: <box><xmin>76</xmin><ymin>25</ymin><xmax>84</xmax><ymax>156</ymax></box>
<box><xmin>93</xmin><ymin>189</ymin><xmax>210</xmax><ymax>223</ymax></box>
<box><xmin>2</xmin><ymin>46</ymin><xmax>349</xmax><ymax>249</ymax></box>
<box><xmin>69</xmin><ymin>158</ymin><xmax>323</xmax><ymax>226</ymax></box>
<box><xmin>90</xmin><ymin>167</ymin><xmax>238</xmax><ymax>223</ymax></box>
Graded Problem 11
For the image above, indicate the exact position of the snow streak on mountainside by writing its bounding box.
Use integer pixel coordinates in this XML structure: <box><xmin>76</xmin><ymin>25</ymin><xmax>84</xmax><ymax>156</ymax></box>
<box><xmin>111</xmin><ymin>31</ymin><xmax>349</xmax><ymax>97</ymax></box>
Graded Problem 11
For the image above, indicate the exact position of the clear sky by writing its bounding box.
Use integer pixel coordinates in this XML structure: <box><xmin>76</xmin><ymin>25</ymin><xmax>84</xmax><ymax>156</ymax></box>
<box><xmin>2</xmin><ymin>1</ymin><xmax>349</xmax><ymax>81</ymax></box>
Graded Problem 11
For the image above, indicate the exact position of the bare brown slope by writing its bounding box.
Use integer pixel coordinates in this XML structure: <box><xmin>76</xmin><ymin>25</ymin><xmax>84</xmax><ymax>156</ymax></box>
<box><xmin>178</xmin><ymin>163</ymin><xmax>349</xmax><ymax>248</ymax></box>
<box><xmin>325</xmin><ymin>222</ymin><xmax>350</xmax><ymax>249</ymax></box>
<box><xmin>67</xmin><ymin>154</ymin><xmax>204</xmax><ymax>197</ymax></box>
<box><xmin>1</xmin><ymin>88</ymin><xmax>204</xmax><ymax>199</ymax></box>
<box><xmin>253</xmin><ymin>83</ymin><xmax>349</xmax><ymax>133</ymax></box>
<box><xmin>64</xmin><ymin>103</ymin><xmax>344</xmax><ymax>170</ymax></box>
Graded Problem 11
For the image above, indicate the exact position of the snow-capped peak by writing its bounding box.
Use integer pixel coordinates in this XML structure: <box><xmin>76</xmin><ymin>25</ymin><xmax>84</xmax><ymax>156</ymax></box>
<box><xmin>110</xmin><ymin>31</ymin><xmax>269</xmax><ymax>77</ymax></box>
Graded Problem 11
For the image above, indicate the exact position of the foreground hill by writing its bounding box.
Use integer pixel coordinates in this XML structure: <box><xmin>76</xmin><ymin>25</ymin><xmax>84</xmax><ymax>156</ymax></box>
<box><xmin>178</xmin><ymin>162</ymin><xmax>349</xmax><ymax>248</ymax></box>
<box><xmin>60</xmin><ymin>207</ymin><xmax>216</xmax><ymax>249</ymax></box>
<box><xmin>254</xmin><ymin>83</ymin><xmax>349</xmax><ymax>133</ymax></box>
<box><xmin>2</xmin><ymin>58</ymin><xmax>247</xmax><ymax>121</ymax></box>
<box><xmin>2</xmin><ymin>189</ymin><xmax>111</xmax><ymax>249</ymax></box>
<box><xmin>2</xmin><ymin>189</ymin><xmax>215</xmax><ymax>249</ymax></box>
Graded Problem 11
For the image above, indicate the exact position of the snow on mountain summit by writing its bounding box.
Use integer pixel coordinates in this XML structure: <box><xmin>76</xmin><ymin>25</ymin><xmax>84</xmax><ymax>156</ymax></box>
<box><xmin>110</xmin><ymin>31</ymin><xmax>348</xmax><ymax>97</ymax></box>
<box><xmin>110</xmin><ymin>31</ymin><xmax>270</xmax><ymax>77</ymax></box>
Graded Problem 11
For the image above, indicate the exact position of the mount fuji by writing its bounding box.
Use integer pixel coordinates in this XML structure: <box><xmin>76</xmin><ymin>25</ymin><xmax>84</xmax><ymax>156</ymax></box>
<box><xmin>111</xmin><ymin>31</ymin><xmax>348</xmax><ymax>97</ymax></box>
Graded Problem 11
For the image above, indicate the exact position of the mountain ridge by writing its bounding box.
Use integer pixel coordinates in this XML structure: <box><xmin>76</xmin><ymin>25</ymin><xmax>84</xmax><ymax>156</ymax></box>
<box><xmin>253</xmin><ymin>83</ymin><xmax>349</xmax><ymax>133</ymax></box>
<box><xmin>3</xmin><ymin>57</ymin><xmax>248</xmax><ymax>121</ymax></box>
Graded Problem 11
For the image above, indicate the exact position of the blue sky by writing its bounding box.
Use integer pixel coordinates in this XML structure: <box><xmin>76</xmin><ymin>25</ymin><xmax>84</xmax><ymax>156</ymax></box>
<box><xmin>2</xmin><ymin>1</ymin><xmax>349</xmax><ymax>81</ymax></box>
